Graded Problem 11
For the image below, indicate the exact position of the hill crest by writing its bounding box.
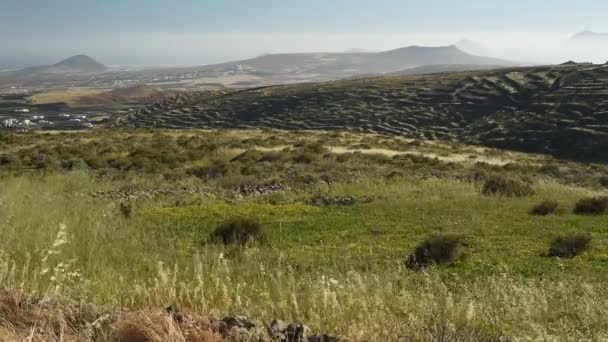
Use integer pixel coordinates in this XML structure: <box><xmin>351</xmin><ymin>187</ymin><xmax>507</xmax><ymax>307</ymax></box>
<box><xmin>53</xmin><ymin>55</ymin><xmax>108</xmax><ymax>73</ymax></box>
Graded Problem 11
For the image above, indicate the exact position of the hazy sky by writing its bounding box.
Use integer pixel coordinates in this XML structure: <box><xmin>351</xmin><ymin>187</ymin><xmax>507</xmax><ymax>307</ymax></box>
<box><xmin>1</xmin><ymin>0</ymin><xmax>607</xmax><ymax>68</ymax></box>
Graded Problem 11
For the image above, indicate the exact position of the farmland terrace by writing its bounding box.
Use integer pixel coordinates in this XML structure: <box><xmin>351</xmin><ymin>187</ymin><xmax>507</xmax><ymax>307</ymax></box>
<box><xmin>118</xmin><ymin>63</ymin><xmax>608</xmax><ymax>162</ymax></box>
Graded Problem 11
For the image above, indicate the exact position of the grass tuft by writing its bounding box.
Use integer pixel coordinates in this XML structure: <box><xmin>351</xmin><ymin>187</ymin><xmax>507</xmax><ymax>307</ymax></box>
<box><xmin>209</xmin><ymin>217</ymin><xmax>264</xmax><ymax>246</ymax></box>
<box><xmin>529</xmin><ymin>200</ymin><xmax>559</xmax><ymax>216</ymax></box>
<box><xmin>573</xmin><ymin>197</ymin><xmax>608</xmax><ymax>215</ymax></box>
<box><xmin>548</xmin><ymin>233</ymin><xmax>591</xmax><ymax>258</ymax></box>
<box><xmin>406</xmin><ymin>233</ymin><xmax>463</xmax><ymax>269</ymax></box>
<box><xmin>481</xmin><ymin>174</ymin><xmax>534</xmax><ymax>197</ymax></box>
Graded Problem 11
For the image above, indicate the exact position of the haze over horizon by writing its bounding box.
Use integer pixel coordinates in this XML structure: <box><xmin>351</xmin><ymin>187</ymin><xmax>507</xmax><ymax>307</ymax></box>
<box><xmin>2</xmin><ymin>0</ymin><xmax>608</xmax><ymax>69</ymax></box>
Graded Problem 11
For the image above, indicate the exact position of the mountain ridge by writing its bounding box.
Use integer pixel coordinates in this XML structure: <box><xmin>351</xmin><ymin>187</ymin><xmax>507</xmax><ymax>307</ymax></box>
<box><xmin>205</xmin><ymin>45</ymin><xmax>520</xmax><ymax>76</ymax></box>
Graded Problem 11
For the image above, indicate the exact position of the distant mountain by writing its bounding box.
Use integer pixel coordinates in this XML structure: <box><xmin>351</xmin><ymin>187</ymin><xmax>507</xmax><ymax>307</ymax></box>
<box><xmin>209</xmin><ymin>45</ymin><xmax>520</xmax><ymax>79</ymax></box>
<box><xmin>52</xmin><ymin>55</ymin><xmax>108</xmax><ymax>73</ymax></box>
<box><xmin>0</xmin><ymin>47</ymin><xmax>520</xmax><ymax>87</ymax></box>
<box><xmin>569</xmin><ymin>30</ymin><xmax>608</xmax><ymax>42</ymax></box>
<box><xmin>373</xmin><ymin>45</ymin><xmax>509</xmax><ymax>70</ymax></box>
<box><xmin>0</xmin><ymin>55</ymin><xmax>108</xmax><ymax>82</ymax></box>
<box><xmin>454</xmin><ymin>39</ymin><xmax>492</xmax><ymax>56</ymax></box>
<box><xmin>344</xmin><ymin>48</ymin><xmax>371</xmax><ymax>53</ymax></box>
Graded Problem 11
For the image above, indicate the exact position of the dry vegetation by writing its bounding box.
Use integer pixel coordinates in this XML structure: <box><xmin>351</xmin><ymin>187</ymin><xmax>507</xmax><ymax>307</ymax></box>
<box><xmin>27</xmin><ymin>88</ymin><xmax>106</xmax><ymax>106</ymax></box>
<box><xmin>120</xmin><ymin>63</ymin><xmax>608</xmax><ymax>162</ymax></box>
<box><xmin>0</xmin><ymin>129</ymin><xmax>607</xmax><ymax>340</ymax></box>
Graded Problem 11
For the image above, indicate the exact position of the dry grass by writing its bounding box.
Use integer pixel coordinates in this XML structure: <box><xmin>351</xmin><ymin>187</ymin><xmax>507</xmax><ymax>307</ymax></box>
<box><xmin>27</xmin><ymin>88</ymin><xmax>106</xmax><ymax>106</ymax></box>
<box><xmin>1</xmin><ymin>129</ymin><xmax>608</xmax><ymax>340</ymax></box>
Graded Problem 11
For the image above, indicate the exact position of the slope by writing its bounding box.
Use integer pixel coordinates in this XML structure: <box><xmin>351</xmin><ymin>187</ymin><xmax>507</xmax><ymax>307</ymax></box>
<box><xmin>0</xmin><ymin>55</ymin><xmax>108</xmax><ymax>82</ymax></box>
<box><xmin>119</xmin><ymin>63</ymin><xmax>608</xmax><ymax>162</ymax></box>
<box><xmin>208</xmin><ymin>45</ymin><xmax>517</xmax><ymax>77</ymax></box>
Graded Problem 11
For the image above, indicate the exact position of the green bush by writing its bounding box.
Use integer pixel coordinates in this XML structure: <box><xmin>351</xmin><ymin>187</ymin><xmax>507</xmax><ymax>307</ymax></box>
<box><xmin>209</xmin><ymin>217</ymin><xmax>264</xmax><ymax>246</ymax></box>
<box><xmin>406</xmin><ymin>233</ymin><xmax>463</xmax><ymax>269</ymax></box>
<box><xmin>529</xmin><ymin>200</ymin><xmax>559</xmax><ymax>216</ymax></box>
<box><xmin>573</xmin><ymin>197</ymin><xmax>608</xmax><ymax>215</ymax></box>
<box><xmin>481</xmin><ymin>174</ymin><xmax>534</xmax><ymax>197</ymax></box>
<box><xmin>548</xmin><ymin>233</ymin><xmax>591</xmax><ymax>258</ymax></box>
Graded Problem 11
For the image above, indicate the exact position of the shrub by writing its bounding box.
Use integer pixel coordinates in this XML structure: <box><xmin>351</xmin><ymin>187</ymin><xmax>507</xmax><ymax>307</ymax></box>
<box><xmin>231</xmin><ymin>150</ymin><xmax>264</xmax><ymax>163</ymax></box>
<box><xmin>119</xmin><ymin>202</ymin><xmax>133</xmax><ymax>219</ymax></box>
<box><xmin>335</xmin><ymin>153</ymin><xmax>355</xmax><ymax>163</ymax></box>
<box><xmin>548</xmin><ymin>233</ymin><xmax>591</xmax><ymax>258</ymax></box>
<box><xmin>258</xmin><ymin>150</ymin><xmax>289</xmax><ymax>163</ymax></box>
<box><xmin>291</xmin><ymin>151</ymin><xmax>316</xmax><ymax>164</ymax></box>
<box><xmin>599</xmin><ymin>176</ymin><xmax>608</xmax><ymax>188</ymax></box>
<box><xmin>529</xmin><ymin>200</ymin><xmax>559</xmax><ymax>216</ymax></box>
<box><xmin>481</xmin><ymin>174</ymin><xmax>534</xmax><ymax>197</ymax></box>
<box><xmin>406</xmin><ymin>233</ymin><xmax>463</xmax><ymax>269</ymax></box>
<box><xmin>209</xmin><ymin>217</ymin><xmax>263</xmax><ymax>246</ymax></box>
<box><xmin>187</xmin><ymin>160</ymin><xmax>231</xmax><ymax>180</ymax></box>
<box><xmin>61</xmin><ymin>158</ymin><xmax>88</xmax><ymax>171</ymax></box>
<box><xmin>574</xmin><ymin>197</ymin><xmax>608</xmax><ymax>215</ymax></box>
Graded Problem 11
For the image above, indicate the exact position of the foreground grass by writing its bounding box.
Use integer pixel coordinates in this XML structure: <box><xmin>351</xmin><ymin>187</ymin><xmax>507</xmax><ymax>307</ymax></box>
<box><xmin>0</xmin><ymin>173</ymin><xmax>607</xmax><ymax>339</ymax></box>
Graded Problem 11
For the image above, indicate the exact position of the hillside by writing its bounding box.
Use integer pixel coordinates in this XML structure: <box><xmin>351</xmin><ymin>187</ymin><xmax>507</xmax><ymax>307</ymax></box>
<box><xmin>570</xmin><ymin>30</ymin><xmax>608</xmax><ymax>42</ymax></box>
<box><xmin>119</xmin><ymin>63</ymin><xmax>608</xmax><ymax>162</ymax></box>
<box><xmin>77</xmin><ymin>85</ymin><xmax>168</xmax><ymax>106</ymax></box>
<box><xmin>209</xmin><ymin>45</ymin><xmax>517</xmax><ymax>78</ymax></box>
<box><xmin>51</xmin><ymin>54</ymin><xmax>108</xmax><ymax>73</ymax></box>
<box><xmin>0</xmin><ymin>55</ymin><xmax>107</xmax><ymax>83</ymax></box>
<box><xmin>1</xmin><ymin>129</ymin><xmax>608</xmax><ymax>340</ymax></box>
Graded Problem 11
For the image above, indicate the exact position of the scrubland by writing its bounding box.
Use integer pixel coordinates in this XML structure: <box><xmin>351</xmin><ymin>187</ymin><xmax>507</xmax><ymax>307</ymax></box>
<box><xmin>0</xmin><ymin>129</ymin><xmax>607</xmax><ymax>341</ymax></box>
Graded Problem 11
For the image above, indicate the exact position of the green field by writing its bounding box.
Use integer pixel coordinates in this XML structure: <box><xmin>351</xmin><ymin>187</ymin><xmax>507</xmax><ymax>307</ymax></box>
<box><xmin>0</xmin><ymin>129</ymin><xmax>607</xmax><ymax>340</ymax></box>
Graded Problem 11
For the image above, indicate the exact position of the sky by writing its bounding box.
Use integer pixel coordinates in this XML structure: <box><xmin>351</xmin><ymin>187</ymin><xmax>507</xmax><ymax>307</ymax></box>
<box><xmin>1</xmin><ymin>0</ymin><xmax>608</xmax><ymax>68</ymax></box>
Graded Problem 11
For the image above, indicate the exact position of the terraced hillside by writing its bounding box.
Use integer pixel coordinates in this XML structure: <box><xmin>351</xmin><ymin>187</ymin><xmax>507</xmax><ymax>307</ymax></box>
<box><xmin>119</xmin><ymin>63</ymin><xmax>608</xmax><ymax>161</ymax></box>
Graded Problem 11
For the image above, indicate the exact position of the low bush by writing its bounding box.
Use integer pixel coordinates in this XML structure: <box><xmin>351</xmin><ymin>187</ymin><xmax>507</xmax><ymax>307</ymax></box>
<box><xmin>209</xmin><ymin>217</ymin><xmax>264</xmax><ymax>246</ymax></box>
<box><xmin>529</xmin><ymin>200</ymin><xmax>559</xmax><ymax>216</ymax></box>
<box><xmin>481</xmin><ymin>174</ymin><xmax>534</xmax><ymax>197</ymax></box>
<box><xmin>258</xmin><ymin>150</ymin><xmax>289</xmax><ymax>163</ymax></box>
<box><xmin>548</xmin><ymin>233</ymin><xmax>591</xmax><ymax>258</ymax></box>
<box><xmin>574</xmin><ymin>197</ymin><xmax>608</xmax><ymax>215</ymax></box>
<box><xmin>291</xmin><ymin>151</ymin><xmax>317</xmax><ymax>164</ymax></box>
<box><xmin>406</xmin><ymin>233</ymin><xmax>463</xmax><ymax>269</ymax></box>
<box><xmin>119</xmin><ymin>202</ymin><xmax>133</xmax><ymax>219</ymax></box>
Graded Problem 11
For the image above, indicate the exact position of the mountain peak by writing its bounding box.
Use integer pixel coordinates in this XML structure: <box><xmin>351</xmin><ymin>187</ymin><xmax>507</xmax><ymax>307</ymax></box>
<box><xmin>53</xmin><ymin>55</ymin><xmax>107</xmax><ymax>72</ymax></box>
<box><xmin>570</xmin><ymin>30</ymin><xmax>608</xmax><ymax>40</ymax></box>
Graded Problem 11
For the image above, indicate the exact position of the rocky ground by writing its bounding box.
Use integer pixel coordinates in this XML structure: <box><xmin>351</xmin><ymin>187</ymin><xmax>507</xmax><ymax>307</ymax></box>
<box><xmin>118</xmin><ymin>63</ymin><xmax>608</xmax><ymax>162</ymax></box>
<box><xmin>0</xmin><ymin>290</ymin><xmax>351</xmax><ymax>342</ymax></box>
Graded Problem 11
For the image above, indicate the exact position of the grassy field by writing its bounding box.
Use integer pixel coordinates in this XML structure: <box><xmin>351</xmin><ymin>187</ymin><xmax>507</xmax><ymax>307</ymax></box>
<box><xmin>0</xmin><ymin>129</ymin><xmax>607</xmax><ymax>340</ymax></box>
<box><xmin>26</xmin><ymin>88</ymin><xmax>106</xmax><ymax>106</ymax></box>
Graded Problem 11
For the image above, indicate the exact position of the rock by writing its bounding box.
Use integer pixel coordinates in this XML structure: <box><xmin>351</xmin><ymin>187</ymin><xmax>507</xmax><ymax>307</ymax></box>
<box><xmin>219</xmin><ymin>315</ymin><xmax>270</xmax><ymax>341</ymax></box>
<box><xmin>222</xmin><ymin>315</ymin><xmax>256</xmax><ymax>330</ymax></box>
<box><xmin>268</xmin><ymin>319</ymin><xmax>311</xmax><ymax>342</ymax></box>
<box><xmin>286</xmin><ymin>323</ymin><xmax>311</xmax><ymax>342</ymax></box>
<box><xmin>308</xmin><ymin>334</ymin><xmax>351</xmax><ymax>342</ymax></box>
<box><xmin>269</xmin><ymin>319</ymin><xmax>289</xmax><ymax>336</ymax></box>
<box><xmin>229</xmin><ymin>182</ymin><xmax>289</xmax><ymax>198</ymax></box>
<box><xmin>309</xmin><ymin>195</ymin><xmax>374</xmax><ymax>207</ymax></box>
